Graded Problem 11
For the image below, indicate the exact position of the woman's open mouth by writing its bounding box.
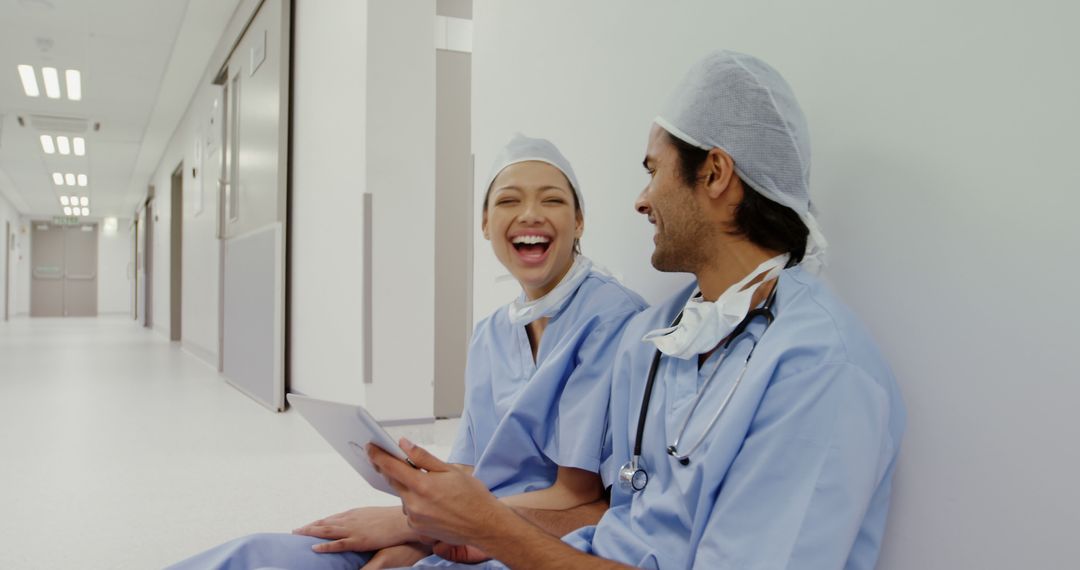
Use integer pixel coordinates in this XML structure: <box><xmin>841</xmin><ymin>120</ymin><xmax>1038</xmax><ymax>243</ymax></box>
<box><xmin>511</xmin><ymin>234</ymin><xmax>552</xmax><ymax>265</ymax></box>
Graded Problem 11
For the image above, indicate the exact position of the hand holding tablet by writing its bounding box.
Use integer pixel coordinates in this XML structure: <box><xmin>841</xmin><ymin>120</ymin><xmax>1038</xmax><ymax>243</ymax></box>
<box><xmin>288</xmin><ymin>394</ymin><xmax>417</xmax><ymax>496</ymax></box>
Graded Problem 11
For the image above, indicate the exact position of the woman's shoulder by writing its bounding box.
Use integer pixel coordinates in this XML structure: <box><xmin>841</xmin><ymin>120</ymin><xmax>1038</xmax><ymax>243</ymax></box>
<box><xmin>573</xmin><ymin>269</ymin><xmax>649</xmax><ymax>318</ymax></box>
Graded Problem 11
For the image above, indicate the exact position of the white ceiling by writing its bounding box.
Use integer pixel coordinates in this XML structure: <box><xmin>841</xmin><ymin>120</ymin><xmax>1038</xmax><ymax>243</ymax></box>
<box><xmin>0</xmin><ymin>0</ymin><xmax>241</xmax><ymax>220</ymax></box>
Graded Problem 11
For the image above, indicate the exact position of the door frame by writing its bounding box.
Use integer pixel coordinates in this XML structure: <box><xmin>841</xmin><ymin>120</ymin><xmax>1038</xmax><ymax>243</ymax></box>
<box><xmin>170</xmin><ymin>163</ymin><xmax>183</xmax><ymax>341</ymax></box>
<box><xmin>3</xmin><ymin>221</ymin><xmax>10</xmax><ymax>321</ymax></box>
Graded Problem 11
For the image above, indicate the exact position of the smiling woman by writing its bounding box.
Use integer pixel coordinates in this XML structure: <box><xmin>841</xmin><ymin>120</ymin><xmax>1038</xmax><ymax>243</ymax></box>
<box><xmin>166</xmin><ymin>134</ymin><xmax>648</xmax><ymax>569</ymax></box>
<box><xmin>483</xmin><ymin>159</ymin><xmax>583</xmax><ymax>300</ymax></box>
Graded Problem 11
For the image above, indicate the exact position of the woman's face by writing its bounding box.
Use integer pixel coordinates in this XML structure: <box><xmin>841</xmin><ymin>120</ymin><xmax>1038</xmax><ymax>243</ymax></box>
<box><xmin>483</xmin><ymin>161</ymin><xmax>583</xmax><ymax>300</ymax></box>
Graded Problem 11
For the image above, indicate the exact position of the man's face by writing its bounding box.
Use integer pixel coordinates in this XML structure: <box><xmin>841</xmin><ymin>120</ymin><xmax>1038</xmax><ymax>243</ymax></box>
<box><xmin>635</xmin><ymin>124</ymin><xmax>714</xmax><ymax>273</ymax></box>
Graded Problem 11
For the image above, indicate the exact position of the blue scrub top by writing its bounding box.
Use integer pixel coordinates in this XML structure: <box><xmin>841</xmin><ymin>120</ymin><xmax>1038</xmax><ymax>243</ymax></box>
<box><xmin>557</xmin><ymin>265</ymin><xmax>906</xmax><ymax>570</ymax></box>
<box><xmin>448</xmin><ymin>268</ymin><xmax>647</xmax><ymax>497</ymax></box>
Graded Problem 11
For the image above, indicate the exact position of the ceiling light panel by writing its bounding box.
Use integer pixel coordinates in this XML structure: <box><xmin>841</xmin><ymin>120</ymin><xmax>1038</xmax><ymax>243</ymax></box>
<box><xmin>77</xmin><ymin>174</ymin><xmax>87</xmax><ymax>187</ymax></box>
<box><xmin>17</xmin><ymin>65</ymin><xmax>39</xmax><ymax>97</ymax></box>
<box><xmin>40</xmin><ymin>135</ymin><xmax>55</xmax><ymax>154</ymax></box>
<box><xmin>81</xmin><ymin>207</ymin><xmax>89</xmax><ymax>216</ymax></box>
<box><xmin>52</xmin><ymin>172</ymin><xmax>63</xmax><ymax>185</ymax></box>
<box><xmin>60</xmin><ymin>196</ymin><xmax>69</xmax><ymax>206</ymax></box>
<box><xmin>73</xmin><ymin>137</ymin><xmax>85</xmax><ymax>156</ymax></box>
<box><xmin>65</xmin><ymin>69</ymin><xmax>81</xmax><ymax>101</ymax></box>
<box><xmin>64</xmin><ymin>173</ymin><xmax>75</xmax><ymax>186</ymax></box>
<box><xmin>42</xmin><ymin>67</ymin><xmax>61</xmax><ymax>99</ymax></box>
<box><xmin>80</xmin><ymin>196</ymin><xmax>88</xmax><ymax>206</ymax></box>
<box><xmin>56</xmin><ymin>135</ymin><xmax>70</xmax><ymax>155</ymax></box>
<box><xmin>63</xmin><ymin>207</ymin><xmax>72</xmax><ymax>216</ymax></box>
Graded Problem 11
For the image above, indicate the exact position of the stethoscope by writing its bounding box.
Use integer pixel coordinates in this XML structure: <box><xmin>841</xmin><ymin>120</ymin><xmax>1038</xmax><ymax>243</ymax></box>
<box><xmin>618</xmin><ymin>285</ymin><xmax>779</xmax><ymax>493</ymax></box>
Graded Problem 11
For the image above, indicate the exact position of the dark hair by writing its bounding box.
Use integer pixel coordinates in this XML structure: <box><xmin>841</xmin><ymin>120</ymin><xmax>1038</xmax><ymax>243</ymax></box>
<box><xmin>667</xmin><ymin>133</ymin><xmax>807</xmax><ymax>263</ymax></box>
<box><xmin>482</xmin><ymin>170</ymin><xmax>584</xmax><ymax>255</ymax></box>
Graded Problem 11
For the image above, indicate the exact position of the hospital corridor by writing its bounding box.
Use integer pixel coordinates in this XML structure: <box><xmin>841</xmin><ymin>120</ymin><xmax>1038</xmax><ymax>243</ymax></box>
<box><xmin>0</xmin><ymin>1</ymin><xmax>1077</xmax><ymax>569</ymax></box>
<box><xmin>0</xmin><ymin>316</ymin><xmax>455</xmax><ymax>567</ymax></box>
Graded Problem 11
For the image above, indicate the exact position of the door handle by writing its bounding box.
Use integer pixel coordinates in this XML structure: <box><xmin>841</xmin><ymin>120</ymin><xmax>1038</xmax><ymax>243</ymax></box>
<box><xmin>33</xmin><ymin>268</ymin><xmax>63</xmax><ymax>279</ymax></box>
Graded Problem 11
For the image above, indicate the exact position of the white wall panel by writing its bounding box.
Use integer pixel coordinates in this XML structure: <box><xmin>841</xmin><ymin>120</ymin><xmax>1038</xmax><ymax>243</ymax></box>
<box><xmin>97</xmin><ymin>218</ymin><xmax>132</xmax><ymax>314</ymax></box>
<box><xmin>0</xmin><ymin>194</ymin><xmax>21</xmax><ymax>318</ymax></box>
<box><xmin>364</xmin><ymin>0</ymin><xmax>437</xmax><ymax>421</ymax></box>
<box><xmin>473</xmin><ymin>1</ymin><xmax>1080</xmax><ymax>568</ymax></box>
<box><xmin>290</xmin><ymin>0</ymin><xmax>369</xmax><ymax>404</ymax></box>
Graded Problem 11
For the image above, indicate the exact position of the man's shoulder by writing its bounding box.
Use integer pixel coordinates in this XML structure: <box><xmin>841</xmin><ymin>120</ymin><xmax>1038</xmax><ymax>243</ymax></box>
<box><xmin>777</xmin><ymin>267</ymin><xmax>889</xmax><ymax>371</ymax></box>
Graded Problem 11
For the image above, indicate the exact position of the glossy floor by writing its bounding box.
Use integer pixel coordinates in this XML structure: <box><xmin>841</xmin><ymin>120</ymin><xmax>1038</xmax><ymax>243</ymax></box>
<box><xmin>0</xmin><ymin>316</ymin><xmax>455</xmax><ymax>569</ymax></box>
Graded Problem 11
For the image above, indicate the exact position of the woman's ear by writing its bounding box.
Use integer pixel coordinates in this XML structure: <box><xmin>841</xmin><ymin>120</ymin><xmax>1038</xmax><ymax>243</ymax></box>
<box><xmin>481</xmin><ymin>209</ymin><xmax>490</xmax><ymax>240</ymax></box>
<box><xmin>575</xmin><ymin>211</ymin><xmax>584</xmax><ymax>239</ymax></box>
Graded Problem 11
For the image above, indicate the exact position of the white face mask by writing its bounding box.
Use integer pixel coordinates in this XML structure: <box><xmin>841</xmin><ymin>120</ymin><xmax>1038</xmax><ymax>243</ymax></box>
<box><xmin>642</xmin><ymin>253</ymin><xmax>789</xmax><ymax>359</ymax></box>
<box><xmin>507</xmin><ymin>256</ymin><xmax>593</xmax><ymax>325</ymax></box>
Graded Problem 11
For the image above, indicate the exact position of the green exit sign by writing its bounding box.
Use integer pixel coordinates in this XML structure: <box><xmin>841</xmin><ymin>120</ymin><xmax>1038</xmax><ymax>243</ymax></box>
<box><xmin>52</xmin><ymin>216</ymin><xmax>81</xmax><ymax>226</ymax></box>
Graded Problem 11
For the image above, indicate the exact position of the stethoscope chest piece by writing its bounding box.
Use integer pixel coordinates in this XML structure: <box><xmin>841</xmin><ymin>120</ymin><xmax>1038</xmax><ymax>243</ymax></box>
<box><xmin>619</xmin><ymin>459</ymin><xmax>649</xmax><ymax>492</ymax></box>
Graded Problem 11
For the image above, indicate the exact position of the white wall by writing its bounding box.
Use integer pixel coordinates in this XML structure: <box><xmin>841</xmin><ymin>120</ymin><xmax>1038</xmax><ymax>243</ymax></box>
<box><xmin>290</xmin><ymin>0</ymin><xmax>369</xmax><ymax>403</ymax></box>
<box><xmin>473</xmin><ymin>1</ymin><xmax>1080</xmax><ymax>568</ymax></box>
<box><xmin>364</xmin><ymin>0</ymin><xmax>437</xmax><ymax>420</ymax></box>
<box><xmin>290</xmin><ymin>0</ymin><xmax>436</xmax><ymax>421</ymax></box>
<box><xmin>8</xmin><ymin>216</ymin><xmax>32</xmax><ymax>317</ymax></box>
<box><xmin>97</xmin><ymin>219</ymin><xmax>132</xmax><ymax>314</ymax></box>
<box><xmin>0</xmin><ymin>193</ymin><xmax>21</xmax><ymax>318</ymax></box>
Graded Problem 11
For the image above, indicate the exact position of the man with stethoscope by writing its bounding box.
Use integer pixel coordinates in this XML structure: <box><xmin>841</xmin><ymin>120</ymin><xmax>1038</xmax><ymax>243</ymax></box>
<box><xmin>369</xmin><ymin>50</ymin><xmax>906</xmax><ymax>570</ymax></box>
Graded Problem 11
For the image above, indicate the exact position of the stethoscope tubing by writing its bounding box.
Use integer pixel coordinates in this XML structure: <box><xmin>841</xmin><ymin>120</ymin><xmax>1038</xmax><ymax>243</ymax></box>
<box><xmin>631</xmin><ymin>287</ymin><xmax>778</xmax><ymax>469</ymax></box>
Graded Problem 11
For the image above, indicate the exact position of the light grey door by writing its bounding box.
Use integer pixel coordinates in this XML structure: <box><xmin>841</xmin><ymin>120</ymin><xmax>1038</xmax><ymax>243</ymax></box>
<box><xmin>63</xmin><ymin>224</ymin><xmax>98</xmax><ymax>317</ymax></box>
<box><xmin>30</xmin><ymin>223</ymin><xmax>65</xmax><ymax>317</ymax></box>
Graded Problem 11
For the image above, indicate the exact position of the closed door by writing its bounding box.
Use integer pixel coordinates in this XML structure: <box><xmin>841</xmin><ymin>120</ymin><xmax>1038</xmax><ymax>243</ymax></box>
<box><xmin>64</xmin><ymin>225</ymin><xmax>98</xmax><ymax>317</ymax></box>
<box><xmin>30</xmin><ymin>222</ymin><xmax>99</xmax><ymax>317</ymax></box>
<box><xmin>30</xmin><ymin>223</ymin><xmax>65</xmax><ymax>317</ymax></box>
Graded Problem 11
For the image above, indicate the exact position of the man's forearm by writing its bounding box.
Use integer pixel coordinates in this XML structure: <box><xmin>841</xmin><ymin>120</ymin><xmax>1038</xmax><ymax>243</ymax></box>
<box><xmin>511</xmin><ymin>499</ymin><xmax>607</xmax><ymax>537</ymax></box>
<box><xmin>476</xmin><ymin>507</ymin><xmax>635</xmax><ymax>570</ymax></box>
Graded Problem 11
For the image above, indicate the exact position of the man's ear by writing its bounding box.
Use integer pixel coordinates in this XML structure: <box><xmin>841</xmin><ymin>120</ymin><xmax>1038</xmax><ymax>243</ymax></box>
<box><xmin>702</xmin><ymin>148</ymin><xmax>737</xmax><ymax>200</ymax></box>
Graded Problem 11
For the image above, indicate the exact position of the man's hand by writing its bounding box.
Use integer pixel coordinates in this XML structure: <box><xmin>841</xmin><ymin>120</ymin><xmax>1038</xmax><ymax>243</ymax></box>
<box><xmin>291</xmin><ymin>505</ymin><xmax>413</xmax><ymax>553</ymax></box>
<box><xmin>368</xmin><ymin>438</ymin><xmax>509</xmax><ymax>546</ymax></box>
<box><xmin>366</xmin><ymin>542</ymin><xmax>433</xmax><ymax>569</ymax></box>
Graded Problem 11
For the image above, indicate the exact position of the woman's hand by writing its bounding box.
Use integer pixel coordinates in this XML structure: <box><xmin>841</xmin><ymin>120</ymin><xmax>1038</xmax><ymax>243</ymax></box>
<box><xmin>366</xmin><ymin>542</ymin><xmax>433</xmax><ymax>569</ymax></box>
<box><xmin>433</xmin><ymin>541</ymin><xmax>492</xmax><ymax>564</ymax></box>
<box><xmin>292</xmin><ymin>505</ymin><xmax>414</xmax><ymax>553</ymax></box>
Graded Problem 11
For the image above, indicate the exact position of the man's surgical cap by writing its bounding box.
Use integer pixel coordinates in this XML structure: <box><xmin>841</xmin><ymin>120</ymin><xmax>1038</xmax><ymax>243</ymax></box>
<box><xmin>655</xmin><ymin>50</ymin><xmax>827</xmax><ymax>266</ymax></box>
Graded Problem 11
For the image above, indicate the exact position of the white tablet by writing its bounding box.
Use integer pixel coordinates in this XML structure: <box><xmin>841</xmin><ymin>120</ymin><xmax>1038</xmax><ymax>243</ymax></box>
<box><xmin>288</xmin><ymin>393</ymin><xmax>415</xmax><ymax>496</ymax></box>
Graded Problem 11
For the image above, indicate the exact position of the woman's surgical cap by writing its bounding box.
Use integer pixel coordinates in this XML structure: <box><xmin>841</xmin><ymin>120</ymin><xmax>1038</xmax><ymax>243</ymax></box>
<box><xmin>484</xmin><ymin>133</ymin><xmax>583</xmax><ymax>212</ymax></box>
<box><xmin>655</xmin><ymin>50</ymin><xmax>827</xmax><ymax>266</ymax></box>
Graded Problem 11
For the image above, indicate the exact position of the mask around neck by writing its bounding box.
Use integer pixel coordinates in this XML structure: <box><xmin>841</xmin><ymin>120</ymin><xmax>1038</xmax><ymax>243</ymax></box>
<box><xmin>642</xmin><ymin>253</ymin><xmax>789</xmax><ymax>359</ymax></box>
<box><xmin>507</xmin><ymin>256</ymin><xmax>593</xmax><ymax>326</ymax></box>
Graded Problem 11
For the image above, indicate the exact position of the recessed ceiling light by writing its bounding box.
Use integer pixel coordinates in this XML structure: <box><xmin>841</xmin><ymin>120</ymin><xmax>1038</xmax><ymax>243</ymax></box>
<box><xmin>77</xmin><ymin>174</ymin><xmax>87</xmax><ymax>187</ymax></box>
<box><xmin>80</xmin><ymin>196</ymin><xmax>88</xmax><ymax>206</ymax></box>
<box><xmin>17</xmin><ymin>65</ymin><xmax>39</xmax><ymax>97</ymax></box>
<box><xmin>40</xmin><ymin>134</ymin><xmax>55</xmax><ymax>154</ymax></box>
<box><xmin>81</xmin><ymin>207</ymin><xmax>89</xmax><ymax>216</ymax></box>
<box><xmin>60</xmin><ymin>196</ymin><xmax>69</xmax><ymax>206</ymax></box>
<box><xmin>64</xmin><ymin>173</ymin><xmax>75</xmax><ymax>186</ymax></box>
<box><xmin>69</xmin><ymin>195</ymin><xmax>79</xmax><ymax>204</ymax></box>
<box><xmin>56</xmin><ymin>135</ymin><xmax>70</xmax><ymax>155</ymax></box>
<box><xmin>65</xmin><ymin>69</ymin><xmax>81</xmax><ymax>101</ymax></box>
<box><xmin>63</xmin><ymin>206</ymin><xmax>72</xmax><ymax>216</ymax></box>
<box><xmin>41</xmin><ymin>66</ymin><xmax>60</xmax><ymax>99</ymax></box>
<box><xmin>52</xmin><ymin>172</ymin><xmax>63</xmax><ymax>185</ymax></box>
<box><xmin>73</xmin><ymin>137</ymin><xmax>85</xmax><ymax>156</ymax></box>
